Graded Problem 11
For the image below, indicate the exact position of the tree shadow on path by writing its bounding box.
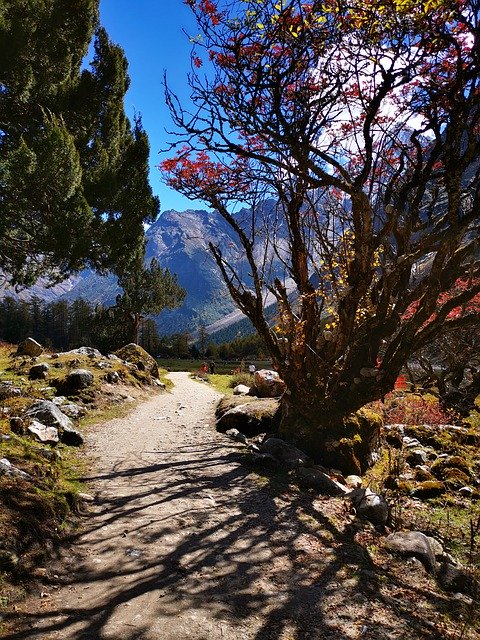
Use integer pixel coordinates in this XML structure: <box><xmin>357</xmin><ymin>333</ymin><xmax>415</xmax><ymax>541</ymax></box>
<box><xmin>8</xmin><ymin>439</ymin><xmax>456</xmax><ymax>640</ymax></box>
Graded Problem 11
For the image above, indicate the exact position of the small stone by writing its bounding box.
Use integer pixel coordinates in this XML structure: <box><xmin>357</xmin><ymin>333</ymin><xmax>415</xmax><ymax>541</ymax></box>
<box><xmin>345</xmin><ymin>475</ymin><xmax>362</xmax><ymax>489</ymax></box>
<box><xmin>225</xmin><ymin>428</ymin><xmax>248</xmax><ymax>444</ymax></box>
<box><xmin>78</xmin><ymin>493</ymin><xmax>95</xmax><ymax>502</ymax></box>
<box><xmin>458</xmin><ymin>486</ymin><xmax>473</xmax><ymax>497</ymax></box>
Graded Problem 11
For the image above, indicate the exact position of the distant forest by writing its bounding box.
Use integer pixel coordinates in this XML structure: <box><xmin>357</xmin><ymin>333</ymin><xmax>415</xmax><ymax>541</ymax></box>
<box><xmin>0</xmin><ymin>296</ymin><xmax>266</xmax><ymax>360</ymax></box>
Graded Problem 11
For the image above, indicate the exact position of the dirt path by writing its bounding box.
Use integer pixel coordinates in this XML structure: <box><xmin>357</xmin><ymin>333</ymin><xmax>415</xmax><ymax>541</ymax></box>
<box><xmin>11</xmin><ymin>373</ymin><xmax>457</xmax><ymax>640</ymax></box>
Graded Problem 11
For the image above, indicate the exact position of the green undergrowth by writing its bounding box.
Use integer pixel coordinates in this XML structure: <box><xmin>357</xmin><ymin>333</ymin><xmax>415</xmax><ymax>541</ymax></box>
<box><xmin>364</xmin><ymin>391</ymin><xmax>480</xmax><ymax>569</ymax></box>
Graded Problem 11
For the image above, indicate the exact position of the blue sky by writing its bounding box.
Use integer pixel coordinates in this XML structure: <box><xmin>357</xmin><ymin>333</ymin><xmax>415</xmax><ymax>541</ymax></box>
<box><xmin>99</xmin><ymin>0</ymin><xmax>207</xmax><ymax>214</ymax></box>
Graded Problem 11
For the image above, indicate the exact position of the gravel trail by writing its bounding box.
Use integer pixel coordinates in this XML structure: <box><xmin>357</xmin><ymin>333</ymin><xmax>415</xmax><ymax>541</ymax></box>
<box><xmin>12</xmin><ymin>373</ymin><xmax>454</xmax><ymax>640</ymax></box>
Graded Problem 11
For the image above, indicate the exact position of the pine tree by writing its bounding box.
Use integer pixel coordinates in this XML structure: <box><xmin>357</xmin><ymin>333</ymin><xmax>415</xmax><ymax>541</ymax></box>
<box><xmin>115</xmin><ymin>257</ymin><xmax>186</xmax><ymax>344</ymax></box>
<box><xmin>0</xmin><ymin>1</ymin><xmax>159</xmax><ymax>286</ymax></box>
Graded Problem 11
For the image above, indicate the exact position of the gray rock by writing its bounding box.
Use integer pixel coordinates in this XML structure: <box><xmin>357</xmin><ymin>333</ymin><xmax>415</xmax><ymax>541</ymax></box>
<box><xmin>437</xmin><ymin>562</ymin><xmax>479</xmax><ymax>597</ymax></box>
<box><xmin>63</xmin><ymin>347</ymin><xmax>102</xmax><ymax>357</ymax></box>
<box><xmin>65</xmin><ymin>368</ymin><xmax>94</xmax><ymax>390</ymax></box>
<box><xmin>25</xmin><ymin>400</ymin><xmax>73</xmax><ymax>431</ymax></box>
<box><xmin>61</xmin><ymin>424</ymin><xmax>84</xmax><ymax>446</ymax></box>
<box><xmin>0</xmin><ymin>383</ymin><xmax>22</xmax><ymax>400</ymax></box>
<box><xmin>52</xmin><ymin>396</ymin><xmax>66</xmax><ymax>405</ymax></box>
<box><xmin>16</xmin><ymin>337</ymin><xmax>43</xmax><ymax>357</ymax></box>
<box><xmin>348</xmin><ymin>488</ymin><xmax>389</xmax><ymax>526</ymax></box>
<box><xmin>458</xmin><ymin>486</ymin><xmax>474</xmax><ymax>497</ymax></box>
<box><xmin>233</xmin><ymin>384</ymin><xmax>251</xmax><ymax>395</ymax></box>
<box><xmin>27</xmin><ymin>420</ymin><xmax>59</xmax><ymax>445</ymax></box>
<box><xmin>425</xmin><ymin>536</ymin><xmax>444</xmax><ymax>557</ymax></box>
<box><xmin>260</xmin><ymin>437</ymin><xmax>310</xmax><ymax>470</ymax></box>
<box><xmin>0</xmin><ymin>458</ymin><xmax>31</xmax><ymax>480</ymax></box>
<box><xmin>296</xmin><ymin>466</ymin><xmax>347</xmax><ymax>495</ymax></box>
<box><xmin>29</xmin><ymin>363</ymin><xmax>50</xmax><ymax>380</ymax></box>
<box><xmin>60</xmin><ymin>403</ymin><xmax>86</xmax><ymax>419</ymax></box>
<box><xmin>383</xmin><ymin>531</ymin><xmax>437</xmax><ymax>573</ymax></box>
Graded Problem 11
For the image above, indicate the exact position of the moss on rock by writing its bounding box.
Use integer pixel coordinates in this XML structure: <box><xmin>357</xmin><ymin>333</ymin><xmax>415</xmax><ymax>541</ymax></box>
<box><xmin>411</xmin><ymin>480</ymin><xmax>446</xmax><ymax>499</ymax></box>
<box><xmin>114</xmin><ymin>343</ymin><xmax>159</xmax><ymax>379</ymax></box>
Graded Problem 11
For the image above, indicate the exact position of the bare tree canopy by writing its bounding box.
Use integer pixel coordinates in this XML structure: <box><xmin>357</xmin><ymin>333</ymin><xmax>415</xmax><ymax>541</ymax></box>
<box><xmin>161</xmin><ymin>0</ymin><xmax>480</xmax><ymax>470</ymax></box>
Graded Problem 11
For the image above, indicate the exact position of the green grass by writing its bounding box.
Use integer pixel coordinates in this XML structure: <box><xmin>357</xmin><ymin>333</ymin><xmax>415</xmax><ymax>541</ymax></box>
<box><xmin>207</xmin><ymin>373</ymin><xmax>234</xmax><ymax>395</ymax></box>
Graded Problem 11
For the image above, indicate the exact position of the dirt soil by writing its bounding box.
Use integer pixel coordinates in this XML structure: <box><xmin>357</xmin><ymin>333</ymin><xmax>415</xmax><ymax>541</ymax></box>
<box><xmin>6</xmin><ymin>373</ymin><xmax>473</xmax><ymax>640</ymax></box>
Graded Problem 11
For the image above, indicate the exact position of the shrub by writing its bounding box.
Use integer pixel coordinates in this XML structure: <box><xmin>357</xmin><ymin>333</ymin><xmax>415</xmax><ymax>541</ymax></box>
<box><xmin>371</xmin><ymin>392</ymin><xmax>455</xmax><ymax>426</ymax></box>
<box><xmin>229</xmin><ymin>373</ymin><xmax>253</xmax><ymax>389</ymax></box>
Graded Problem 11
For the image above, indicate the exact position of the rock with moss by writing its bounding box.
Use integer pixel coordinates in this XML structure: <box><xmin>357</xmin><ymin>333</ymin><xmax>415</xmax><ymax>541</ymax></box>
<box><xmin>431</xmin><ymin>455</ymin><xmax>472</xmax><ymax>480</ymax></box>
<box><xmin>322</xmin><ymin>408</ymin><xmax>383</xmax><ymax>475</ymax></box>
<box><xmin>217</xmin><ymin>398</ymin><xmax>280</xmax><ymax>436</ymax></box>
<box><xmin>410</xmin><ymin>480</ymin><xmax>446</xmax><ymax>499</ymax></box>
<box><xmin>16</xmin><ymin>337</ymin><xmax>43</xmax><ymax>357</ymax></box>
<box><xmin>442</xmin><ymin>467</ymin><xmax>471</xmax><ymax>488</ymax></box>
<box><xmin>114</xmin><ymin>343</ymin><xmax>159</xmax><ymax>378</ymax></box>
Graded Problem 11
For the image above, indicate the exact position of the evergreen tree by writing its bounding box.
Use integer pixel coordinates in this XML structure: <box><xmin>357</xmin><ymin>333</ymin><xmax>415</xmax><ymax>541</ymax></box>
<box><xmin>115</xmin><ymin>257</ymin><xmax>186</xmax><ymax>344</ymax></box>
<box><xmin>0</xmin><ymin>1</ymin><xmax>159</xmax><ymax>286</ymax></box>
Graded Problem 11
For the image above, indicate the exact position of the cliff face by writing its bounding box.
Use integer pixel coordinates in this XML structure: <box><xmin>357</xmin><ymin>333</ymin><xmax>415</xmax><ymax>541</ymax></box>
<box><xmin>1</xmin><ymin>201</ymin><xmax>289</xmax><ymax>336</ymax></box>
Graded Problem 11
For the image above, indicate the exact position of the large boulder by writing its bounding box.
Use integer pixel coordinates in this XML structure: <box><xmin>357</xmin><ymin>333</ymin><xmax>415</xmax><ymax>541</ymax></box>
<box><xmin>65</xmin><ymin>368</ymin><xmax>94</xmax><ymax>390</ymax></box>
<box><xmin>383</xmin><ymin>531</ymin><xmax>437</xmax><ymax>573</ymax></box>
<box><xmin>252</xmin><ymin>369</ymin><xmax>287</xmax><ymax>398</ymax></box>
<box><xmin>216</xmin><ymin>398</ymin><xmax>280</xmax><ymax>436</ymax></box>
<box><xmin>16</xmin><ymin>337</ymin><xmax>43</xmax><ymax>357</ymax></box>
<box><xmin>25</xmin><ymin>400</ymin><xmax>84</xmax><ymax>446</ymax></box>
<box><xmin>114</xmin><ymin>343</ymin><xmax>159</xmax><ymax>378</ymax></box>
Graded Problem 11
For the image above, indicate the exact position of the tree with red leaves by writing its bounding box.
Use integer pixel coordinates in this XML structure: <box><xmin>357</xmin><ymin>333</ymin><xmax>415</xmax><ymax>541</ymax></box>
<box><xmin>161</xmin><ymin>0</ymin><xmax>480</xmax><ymax>472</ymax></box>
